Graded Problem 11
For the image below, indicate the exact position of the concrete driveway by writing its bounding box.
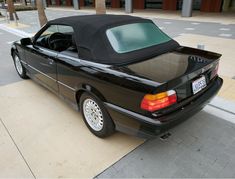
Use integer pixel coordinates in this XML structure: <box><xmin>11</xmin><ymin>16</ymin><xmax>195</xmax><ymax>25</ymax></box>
<box><xmin>0</xmin><ymin>80</ymin><xmax>143</xmax><ymax>178</ymax></box>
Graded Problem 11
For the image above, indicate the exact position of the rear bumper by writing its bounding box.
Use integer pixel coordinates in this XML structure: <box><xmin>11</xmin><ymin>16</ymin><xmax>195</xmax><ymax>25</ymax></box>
<box><xmin>104</xmin><ymin>77</ymin><xmax>223</xmax><ymax>139</ymax></box>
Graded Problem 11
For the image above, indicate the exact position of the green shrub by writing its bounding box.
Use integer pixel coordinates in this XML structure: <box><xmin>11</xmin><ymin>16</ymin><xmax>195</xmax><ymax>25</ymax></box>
<box><xmin>15</xmin><ymin>5</ymin><xmax>37</xmax><ymax>11</ymax></box>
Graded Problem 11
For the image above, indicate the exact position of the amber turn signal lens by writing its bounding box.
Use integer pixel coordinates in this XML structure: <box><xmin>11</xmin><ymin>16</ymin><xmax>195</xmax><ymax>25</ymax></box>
<box><xmin>141</xmin><ymin>90</ymin><xmax>177</xmax><ymax>112</ymax></box>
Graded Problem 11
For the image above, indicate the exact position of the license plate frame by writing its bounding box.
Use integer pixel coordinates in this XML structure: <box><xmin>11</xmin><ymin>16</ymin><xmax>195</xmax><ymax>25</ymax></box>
<box><xmin>192</xmin><ymin>76</ymin><xmax>207</xmax><ymax>94</ymax></box>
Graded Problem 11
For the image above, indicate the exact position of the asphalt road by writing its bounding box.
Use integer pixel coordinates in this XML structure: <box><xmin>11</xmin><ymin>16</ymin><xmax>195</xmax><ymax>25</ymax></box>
<box><xmin>0</xmin><ymin>12</ymin><xmax>235</xmax><ymax>178</ymax></box>
<box><xmin>98</xmin><ymin>105</ymin><xmax>235</xmax><ymax>178</ymax></box>
<box><xmin>1</xmin><ymin>10</ymin><xmax>234</xmax><ymax>39</ymax></box>
<box><xmin>153</xmin><ymin>18</ymin><xmax>235</xmax><ymax>39</ymax></box>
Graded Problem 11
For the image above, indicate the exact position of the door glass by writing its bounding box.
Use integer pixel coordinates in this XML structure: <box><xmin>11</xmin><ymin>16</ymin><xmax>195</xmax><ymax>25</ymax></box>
<box><xmin>57</xmin><ymin>25</ymin><xmax>74</xmax><ymax>33</ymax></box>
<box><xmin>41</xmin><ymin>25</ymin><xmax>58</xmax><ymax>36</ymax></box>
<box><xmin>35</xmin><ymin>25</ymin><xmax>77</xmax><ymax>52</ymax></box>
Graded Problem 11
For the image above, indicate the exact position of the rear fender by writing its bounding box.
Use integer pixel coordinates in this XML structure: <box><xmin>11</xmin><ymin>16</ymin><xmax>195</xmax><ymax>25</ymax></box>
<box><xmin>76</xmin><ymin>84</ymin><xmax>107</xmax><ymax>108</ymax></box>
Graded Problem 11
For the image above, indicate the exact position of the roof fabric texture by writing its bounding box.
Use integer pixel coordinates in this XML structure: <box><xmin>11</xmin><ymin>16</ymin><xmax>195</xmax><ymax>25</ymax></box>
<box><xmin>48</xmin><ymin>15</ymin><xmax>180</xmax><ymax>65</ymax></box>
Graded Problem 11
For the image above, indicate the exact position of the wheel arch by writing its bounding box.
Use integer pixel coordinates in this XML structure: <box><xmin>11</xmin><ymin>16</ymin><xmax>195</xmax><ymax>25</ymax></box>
<box><xmin>11</xmin><ymin>44</ymin><xmax>19</xmax><ymax>57</ymax></box>
<box><xmin>11</xmin><ymin>47</ymin><xmax>17</xmax><ymax>57</ymax></box>
<box><xmin>75</xmin><ymin>84</ymin><xmax>107</xmax><ymax>109</ymax></box>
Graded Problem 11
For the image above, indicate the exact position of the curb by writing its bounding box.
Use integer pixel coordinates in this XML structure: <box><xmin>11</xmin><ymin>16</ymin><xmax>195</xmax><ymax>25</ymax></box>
<box><xmin>209</xmin><ymin>96</ymin><xmax>235</xmax><ymax>116</ymax></box>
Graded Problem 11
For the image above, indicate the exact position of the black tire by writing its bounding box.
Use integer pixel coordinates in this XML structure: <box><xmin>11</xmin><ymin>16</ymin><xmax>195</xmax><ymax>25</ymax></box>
<box><xmin>80</xmin><ymin>92</ymin><xmax>115</xmax><ymax>138</ymax></box>
<box><xmin>13</xmin><ymin>52</ymin><xmax>28</xmax><ymax>79</ymax></box>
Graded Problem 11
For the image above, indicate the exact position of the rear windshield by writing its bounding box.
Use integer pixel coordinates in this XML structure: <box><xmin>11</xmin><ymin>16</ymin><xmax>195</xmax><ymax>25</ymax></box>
<box><xmin>106</xmin><ymin>22</ymin><xmax>172</xmax><ymax>54</ymax></box>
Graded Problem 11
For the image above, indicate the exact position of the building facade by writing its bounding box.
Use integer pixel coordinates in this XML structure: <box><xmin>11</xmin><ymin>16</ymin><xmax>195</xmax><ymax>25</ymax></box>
<box><xmin>46</xmin><ymin>0</ymin><xmax>235</xmax><ymax>13</ymax></box>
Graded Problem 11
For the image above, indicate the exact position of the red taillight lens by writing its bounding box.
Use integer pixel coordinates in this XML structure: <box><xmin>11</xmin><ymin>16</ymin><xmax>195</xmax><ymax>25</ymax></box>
<box><xmin>141</xmin><ymin>90</ymin><xmax>177</xmax><ymax>112</ymax></box>
<box><xmin>211</xmin><ymin>63</ymin><xmax>219</xmax><ymax>79</ymax></box>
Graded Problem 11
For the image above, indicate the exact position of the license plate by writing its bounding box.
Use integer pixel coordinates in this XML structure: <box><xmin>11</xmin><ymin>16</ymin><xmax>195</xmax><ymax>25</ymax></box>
<box><xmin>192</xmin><ymin>76</ymin><xmax>207</xmax><ymax>94</ymax></box>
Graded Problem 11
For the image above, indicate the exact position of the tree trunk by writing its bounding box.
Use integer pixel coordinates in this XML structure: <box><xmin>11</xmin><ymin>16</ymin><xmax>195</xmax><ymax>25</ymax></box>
<box><xmin>7</xmin><ymin>0</ymin><xmax>18</xmax><ymax>21</ymax></box>
<box><xmin>36</xmin><ymin>0</ymin><xmax>48</xmax><ymax>27</ymax></box>
<box><xmin>21</xmin><ymin>0</ymin><xmax>26</xmax><ymax>6</ymax></box>
<box><xmin>95</xmin><ymin>0</ymin><xmax>106</xmax><ymax>14</ymax></box>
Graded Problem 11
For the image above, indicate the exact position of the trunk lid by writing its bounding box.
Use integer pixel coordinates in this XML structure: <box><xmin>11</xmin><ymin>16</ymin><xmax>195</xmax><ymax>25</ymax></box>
<box><xmin>126</xmin><ymin>47</ymin><xmax>220</xmax><ymax>83</ymax></box>
<box><xmin>118</xmin><ymin>46</ymin><xmax>221</xmax><ymax>101</ymax></box>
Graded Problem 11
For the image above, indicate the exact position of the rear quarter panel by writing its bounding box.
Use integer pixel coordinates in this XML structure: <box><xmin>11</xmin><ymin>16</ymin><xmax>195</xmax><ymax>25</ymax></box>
<box><xmin>56</xmin><ymin>54</ymin><xmax>158</xmax><ymax>115</ymax></box>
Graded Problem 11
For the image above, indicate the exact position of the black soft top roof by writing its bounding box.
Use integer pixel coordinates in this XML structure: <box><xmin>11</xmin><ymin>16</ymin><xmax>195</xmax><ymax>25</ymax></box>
<box><xmin>48</xmin><ymin>15</ymin><xmax>179</xmax><ymax>65</ymax></box>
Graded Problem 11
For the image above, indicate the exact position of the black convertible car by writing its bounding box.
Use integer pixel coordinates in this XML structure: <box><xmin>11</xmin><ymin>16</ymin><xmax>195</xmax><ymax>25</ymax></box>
<box><xmin>11</xmin><ymin>15</ymin><xmax>223</xmax><ymax>138</ymax></box>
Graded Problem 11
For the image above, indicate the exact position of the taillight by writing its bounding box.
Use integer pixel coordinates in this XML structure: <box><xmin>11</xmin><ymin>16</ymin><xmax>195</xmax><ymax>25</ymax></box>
<box><xmin>141</xmin><ymin>90</ymin><xmax>177</xmax><ymax>112</ymax></box>
<box><xmin>211</xmin><ymin>63</ymin><xmax>219</xmax><ymax>79</ymax></box>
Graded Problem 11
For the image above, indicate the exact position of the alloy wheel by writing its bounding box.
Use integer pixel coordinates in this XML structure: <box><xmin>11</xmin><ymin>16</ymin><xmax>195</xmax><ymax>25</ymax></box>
<box><xmin>14</xmin><ymin>55</ymin><xmax>23</xmax><ymax>75</ymax></box>
<box><xmin>83</xmin><ymin>98</ymin><xmax>104</xmax><ymax>131</ymax></box>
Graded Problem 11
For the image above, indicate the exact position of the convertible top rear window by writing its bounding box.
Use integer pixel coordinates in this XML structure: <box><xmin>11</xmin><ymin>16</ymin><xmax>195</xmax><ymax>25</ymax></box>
<box><xmin>106</xmin><ymin>23</ymin><xmax>172</xmax><ymax>54</ymax></box>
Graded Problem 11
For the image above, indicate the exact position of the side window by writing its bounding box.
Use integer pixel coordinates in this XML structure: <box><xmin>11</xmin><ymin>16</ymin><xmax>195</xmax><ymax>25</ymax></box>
<box><xmin>57</xmin><ymin>25</ymin><xmax>74</xmax><ymax>33</ymax></box>
<box><xmin>35</xmin><ymin>25</ymin><xmax>77</xmax><ymax>53</ymax></box>
<box><xmin>39</xmin><ymin>25</ymin><xmax>58</xmax><ymax>37</ymax></box>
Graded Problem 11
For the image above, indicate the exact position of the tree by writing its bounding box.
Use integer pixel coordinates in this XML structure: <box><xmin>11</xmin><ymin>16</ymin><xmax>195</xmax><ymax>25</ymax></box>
<box><xmin>21</xmin><ymin>0</ymin><xmax>28</xmax><ymax>6</ymax></box>
<box><xmin>6</xmin><ymin>0</ymin><xmax>19</xmax><ymax>21</ymax></box>
<box><xmin>36</xmin><ymin>0</ymin><xmax>47</xmax><ymax>27</ymax></box>
<box><xmin>95</xmin><ymin>0</ymin><xmax>106</xmax><ymax>14</ymax></box>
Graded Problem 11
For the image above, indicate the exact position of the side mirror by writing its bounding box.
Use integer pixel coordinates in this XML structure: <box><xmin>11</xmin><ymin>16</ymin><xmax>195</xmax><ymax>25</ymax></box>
<box><xmin>20</xmin><ymin>38</ymin><xmax>32</xmax><ymax>46</ymax></box>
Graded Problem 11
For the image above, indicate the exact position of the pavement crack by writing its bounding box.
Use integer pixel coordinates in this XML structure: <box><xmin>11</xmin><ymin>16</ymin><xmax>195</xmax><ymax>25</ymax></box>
<box><xmin>0</xmin><ymin>118</ymin><xmax>36</xmax><ymax>179</ymax></box>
